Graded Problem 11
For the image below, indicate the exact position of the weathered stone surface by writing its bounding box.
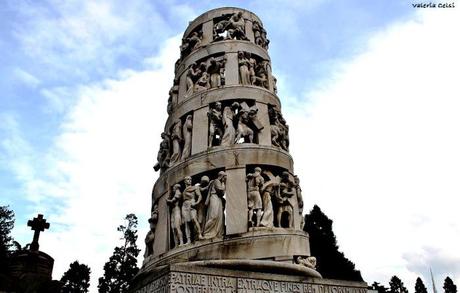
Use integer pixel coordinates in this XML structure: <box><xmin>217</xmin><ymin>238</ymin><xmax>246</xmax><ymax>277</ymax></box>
<box><xmin>191</xmin><ymin>106</ymin><xmax>209</xmax><ymax>155</ymax></box>
<box><xmin>141</xmin><ymin>7</ymin><xmax>322</xmax><ymax>289</ymax></box>
<box><xmin>225</xmin><ymin>167</ymin><xmax>248</xmax><ymax>234</ymax></box>
<box><xmin>131</xmin><ymin>264</ymin><xmax>367</xmax><ymax>293</ymax></box>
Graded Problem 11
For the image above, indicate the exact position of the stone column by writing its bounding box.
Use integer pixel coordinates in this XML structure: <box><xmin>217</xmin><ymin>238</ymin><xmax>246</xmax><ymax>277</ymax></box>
<box><xmin>245</xmin><ymin>20</ymin><xmax>255</xmax><ymax>43</ymax></box>
<box><xmin>224</xmin><ymin>52</ymin><xmax>239</xmax><ymax>86</ymax></box>
<box><xmin>153</xmin><ymin>194</ymin><xmax>169</xmax><ymax>257</ymax></box>
<box><xmin>178</xmin><ymin>71</ymin><xmax>187</xmax><ymax>104</ymax></box>
<box><xmin>191</xmin><ymin>106</ymin><xmax>209</xmax><ymax>155</ymax></box>
<box><xmin>201</xmin><ymin>20</ymin><xmax>214</xmax><ymax>45</ymax></box>
<box><xmin>225</xmin><ymin>167</ymin><xmax>248</xmax><ymax>235</ymax></box>
<box><xmin>256</xmin><ymin>102</ymin><xmax>271</xmax><ymax>146</ymax></box>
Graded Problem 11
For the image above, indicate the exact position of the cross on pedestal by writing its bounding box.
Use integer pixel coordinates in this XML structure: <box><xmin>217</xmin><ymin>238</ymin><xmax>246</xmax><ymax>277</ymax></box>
<box><xmin>27</xmin><ymin>214</ymin><xmax>50</xmax><ymax>251</ymax></box>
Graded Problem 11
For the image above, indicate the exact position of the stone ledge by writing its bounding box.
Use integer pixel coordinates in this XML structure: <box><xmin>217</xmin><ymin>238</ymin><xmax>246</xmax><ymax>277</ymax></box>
<box><xmin>143</xmin><ymin>229</ymin><xmax>309</xmax><ymax>271</ymax></box>
<box><xmin>130</xmin><ymin>262</ymin><xmax>368</xmax><ymax>293</ymax></box>
<box><xmin>153</xmin><ymin>144</ymin><xmax>293</xmax><ymax>199</ymax></box>
<box><xmin>166</xmin><ymin>85</ymin><xmax>280</xmax><ymax>130</ymax></box>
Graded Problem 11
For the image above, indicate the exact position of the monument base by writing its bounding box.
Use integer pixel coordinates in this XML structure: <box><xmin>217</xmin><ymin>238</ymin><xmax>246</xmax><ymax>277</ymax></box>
<box><xmin>130</xmin><ymin>262</ymin><xmax>368</xmax><ymax>293</ymax></box>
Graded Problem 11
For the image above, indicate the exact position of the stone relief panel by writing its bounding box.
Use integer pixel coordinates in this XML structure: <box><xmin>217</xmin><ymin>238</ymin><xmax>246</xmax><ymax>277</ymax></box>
<box><xmin>167</xmin><ymin>170</ymin><xmax>227</xmax><ymax>248</ymax></box>
<box><xmin>268</xmin><ymin>105</ymin><xmax>290</xmax><ymax>151</ymax></box>
<box><xmin>238</xmin><ymin>51</ymin><xmax>270</xmax><ymax>90</ymax></box>
<box><xmin>154</xmin><ymin>112</ymin><xmax>194</xmax><ymax>173</ymax></box>
<box><xmin>246</xmin><ymin>166</ymin><xmax>303</xmax><ymax>229</ymax></box>
<box><xmin>213</xmin><ymin>12</ymin><xmax>249</xmax><ymax>42</ymax></box>
<box><xmin>252</xmin><ymin>20</ymin><xmax>269</xmax><ymax>50</ymax></box>
<box><xmin>180</xmin><ymin>26</ymin><xmax>203</xmax><ymax>59</ymax></box>
<box><xmin>208</xmin><ymin>100</ymin><xmax>263</xmax><ymax>148</ymax></box>
<box><xmin>185</xmin><ymin>55</ymin><xmax>226</xmax><ymax>98</ymax></box>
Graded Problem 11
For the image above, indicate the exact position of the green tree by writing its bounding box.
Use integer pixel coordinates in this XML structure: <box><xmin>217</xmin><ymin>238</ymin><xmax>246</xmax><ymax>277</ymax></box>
<box><xmin>415</xmin><ymin>277</ymin><xmax>428</xmax><ymax>293</ymax></box>
<box><xmin>371</xmin><ymin>282</ymin><xmax>390</xmax><ymax>293</ymax></box>
<box><xmin>444</xmin><ymin>277</ymin><xmax>457</xmax><ymax>293</ymax></box>
<box><xmin>98</xmin><ymin>214</ymin><xmax>140</xmax><ymax>293</ymax></box>
<box><xmin>389</xmin><ymin>276</ymin><xmax>408</xmax><ymax>293</ymax></box>
<box><xmin>303</xmin><ymin>205</ymin><xmax>363</xmax><ymax>281</ymax></box>
<box><xmin>60</xmin><ymin>261</ymin><xmax>91</xmax><ymax>293</ymax></box>
<box><xmin>0</xmin><ymin>206</ymin><xmax>15</xmax><ymax>273</ymax></box>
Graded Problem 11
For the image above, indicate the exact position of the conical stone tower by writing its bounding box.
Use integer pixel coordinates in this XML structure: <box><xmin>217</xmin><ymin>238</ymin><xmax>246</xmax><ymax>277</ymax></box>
<box><xmin>130</xmin><ymin>7</ymin><xmax>368</xmax><ymax>293</ymax></box>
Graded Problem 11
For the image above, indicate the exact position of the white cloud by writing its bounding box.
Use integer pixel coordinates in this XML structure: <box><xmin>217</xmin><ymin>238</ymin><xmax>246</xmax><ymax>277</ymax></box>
<box><xmin>13</xmin><ymin>68</ymin><xmax>41</xmax><ymax>88</ymax></box>
<box><xmin>11</xmin><ymin>35</ymin><xmax>180</xmax><ymax>291</ymax></box>
<box><xmin>286</xmin><ymin>8</ymin><xmax>460</xmax><ymax>288</ymax></box>
<box><xmin>10</xmin><ymin>0</ymin><xmax>177</xmax><ymax>81</ymax></box>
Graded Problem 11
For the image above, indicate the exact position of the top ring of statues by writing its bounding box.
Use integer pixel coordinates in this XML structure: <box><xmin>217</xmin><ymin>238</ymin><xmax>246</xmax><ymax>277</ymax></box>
<box><xmin>180</xmin><ymin>7</ymin><xmax>270</xmax><ymax>61</ymax></box>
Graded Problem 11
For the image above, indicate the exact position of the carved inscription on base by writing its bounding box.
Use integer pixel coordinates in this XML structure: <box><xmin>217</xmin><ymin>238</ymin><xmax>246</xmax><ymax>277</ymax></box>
<box><xmin>171</xmin><ymin>272</ymin><xmax>236</xmax><ymax>293</ymax></box>
<box><xmin>135</xmin><ymin>272</ymin><xmax>367</xmax><ymax>293</ymax></box>
<box><xmin>135</xmin><ymin>274</ymin><xmax>169</xmax><ymax>293</ymax></box>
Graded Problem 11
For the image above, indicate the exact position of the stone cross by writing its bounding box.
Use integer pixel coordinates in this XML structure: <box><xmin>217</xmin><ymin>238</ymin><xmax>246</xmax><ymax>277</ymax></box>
<box><xmin>27</xmin><ymin>214</ymin><xmax>50</xmax><ymax>251</ymax></box>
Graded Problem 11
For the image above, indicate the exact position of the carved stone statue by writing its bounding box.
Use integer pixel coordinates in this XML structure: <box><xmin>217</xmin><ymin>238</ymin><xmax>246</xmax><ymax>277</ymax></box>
<box><xmin>185</xmin><ymin>62</ymin><xmax>201</xmax><ymax>97</ymax></box>
<box><xmin>238</xmin><ymin>51</ymin><xmax>251</xmax><ymax>85</ymax></box>
<box><xmin>167</xmin><ymin>184</ymin><xmax>184</xmax><ymax>247</ymax></box>
<box><xmin>247</xmin><ymin>167</ymin><xmax>264</xmax><ymax>227</ymax></box>
<box><xmin>182</xmin><ymin>115</ymin><xmax>193</xmax><ymax>160</ymax></box>
<box><xmin>170</xmin><ymin>119</ymin><xmax>183</xmax><ymax>165</ymax></box>
<box><xmin>207</xmin><ymin>57</ymin><xmax>226</xmax><ymax>88</ymax></box>
<box><xmin>226</xmin><ymin>12</ymin><xmax>248</xmax><ymax>40</ymax></box>
<box><xmin>248</xmin><ymin>53</ymin><xmax>257</xmax><ymax>85</ymax></box>
<box><xmin>253</xmin><ymin>60</ymin><xmax>270</xmax><ymax>89</ymax></box>
<box><xmin>253</xmin><ymin>21</ymin><xmax>269</xmax><ymax>49</ymax></box>
<box><xmin>296</xmin><ymin>256</ymin><xmax>317</xmax><ymax>270</ymax></box>
<box><xmin>276</xmin><ymin>171</ymin><xmax>295</xmax><ymax>228</ymax></box>
<box><xmin>196</xmin><ymin>175</ymin><xmax>210</xmax><ymax>231</ymax></box>
<box><xmin>182</xmin><ymin>176</ymin><xmax>203</xmax><ymax>243</ymax></box>
<box><xmin>221</xmin><ymin>102</ymin><xmax>239</xmax><ymax>146</ymax></box>
<box><xmin>294</xmin><ymin>175</ymin><xmax>304</xmax><ymax>229</ymax></box>
<box><xmin>235</xmin><ymin>102</ymin><xmax>263</xmax><ymax>144</ymax></box>
<box><xmin>154</xmin><ymin>132</ymin><xmax>171</xmax><ymax>172</ymax></box>
<box><xmin>144</xmin><ymin>204</ymin><xmax>158</xmax><ymax>257</ymax></box>
<box><xmin>259</xmin><ymin>171</ymin><xmax>278</xmax><ymax>228</ymax></box>
<box><xmin>180</xmin><ymin>31</ymin><xmax>202</xmax><ymax>58</ymax></box>
<box><xmin>208</xmin><ymin>102</ymin><xmax>223</xmax><ymax>147</ymax></box>
<box><xmin>272</xmin><ymin>76</ymin><xmax>277</xmax><ymax>94</ymax></box>
<box><xmin>203</xmin><ymin>171</ymin><xmax>227</xmax><ymax>239</ymax></box>
<box><xmin>269</xmin><ymin>107</ymin><xmax>289</xmax><ymax>151</ymax></box>
<box><xmin>167</xmin><ymin>78</ymin><xmax>179</xmax><ymax>114</ymax></box>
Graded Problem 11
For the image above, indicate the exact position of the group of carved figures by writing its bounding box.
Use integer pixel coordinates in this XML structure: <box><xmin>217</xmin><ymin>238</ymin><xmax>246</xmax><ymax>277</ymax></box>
<box><xmin>246</xmin><ymin>167</ymin><xmax>304</xmax><ymax>229</ymax></box>
<box><xmin>212</xmin><ymin>12</ymin><xmax>269</xmax><ymax>51</ymax></box>
<box><xmin>208</xmin><ymin>101</ymin><xmax>263</xmax><ymax>147</ymax></box>
<box><xmin>154</xmin><ymin>115</ymin><xmax>193</xmax><ymax>172</ymax></box>
<box><xmin>145</xmin><ymin>168</ymin><xmax>306</xmax><ymax>255</ymax></box>
<box><xmin>213</xmin><ymin>12</ymin><xmax>248</xmax><ymax>41</ymax></box>
<box><xmin>252</xmin><ymin>20</ymin><xmax>269</xmax><ymax>49</ymax></box>
<box><xmin>167</xmin><ymin>172</ymin><xmax>227</xmax><ymax>247</ymax></box>
<box><xmin>180</xmin><ymin>30</ymin><xmax>202</xmax><ymax>59</ymax></box>
<box><xmin>269</xmin><ymin>107</ymin><xmax>289</xmax><ymax>151</ymax></box>
<box><xmin>239</xmin><ymin>52</ymin><xmax>270</xmax><ymax>90</ymax></box>
<box><xmin>185</xmin><ymin>57</ymin><xmax>226</xmax><ymax>97</ymax></box>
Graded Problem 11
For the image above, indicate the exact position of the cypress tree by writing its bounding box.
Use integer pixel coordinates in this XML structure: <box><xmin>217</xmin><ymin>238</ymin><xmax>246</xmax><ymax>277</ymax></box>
<box><xmin>304</xmin><ymin>205</ymin><xmax>363</xmax><ymax>281</ymax></box>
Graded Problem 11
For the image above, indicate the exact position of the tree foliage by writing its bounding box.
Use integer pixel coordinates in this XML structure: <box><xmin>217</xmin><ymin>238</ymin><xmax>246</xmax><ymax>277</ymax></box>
<box><xmin>444</xmin><ymin>277</ymin><xmax>457</xmax><ymax>293</ymax></box>
<box><xmin>371</xmin><ymin>282</ymin><xmax>390</xmax><ymax>293</ymax></box>
<box><xmin>98</xmin><ymin>214</ymin><xmax>140</xmax><ymax>293</ymax></box>
<box><xmin>303</xmin><ymin>205</ymin><xmax>363</xmax><ymax>281</ymax></box>
<box><xmin>389</xmin><ymin>276</ymin><xmax>409</xmax><ymax>293</ymax></box>
<box><xmin>415</xmin><ymin>277</ymin><xmax>428</xmax><ymax>293</ymax></box>
<box><xmin>0</xmin><ymin>205</ymin><xmax>15</xmax><ymax>272</ymax></box>
<box><xmin>61</xmin><ymin>261</ymin><xmax>91</xmax><ymax>293</ymax></box>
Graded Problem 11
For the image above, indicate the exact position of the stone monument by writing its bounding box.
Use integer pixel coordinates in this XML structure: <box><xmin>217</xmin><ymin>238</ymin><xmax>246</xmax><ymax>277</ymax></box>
<box><xmin>130</xmin><ymin>7</ymin><xmax>368</xmax><ymax>292</ymax></box>
<box><xmin>3</xmin><ymin>214</ymin><xmax>61</xmax><ymax>292</ymax></box>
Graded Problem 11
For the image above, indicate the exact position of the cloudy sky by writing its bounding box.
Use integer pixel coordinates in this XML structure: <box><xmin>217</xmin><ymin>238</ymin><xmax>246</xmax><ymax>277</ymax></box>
<box><xmin>1</xmin><ymin>0</ymin><xmax>459</xmax><ymax>291</ymax></box>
